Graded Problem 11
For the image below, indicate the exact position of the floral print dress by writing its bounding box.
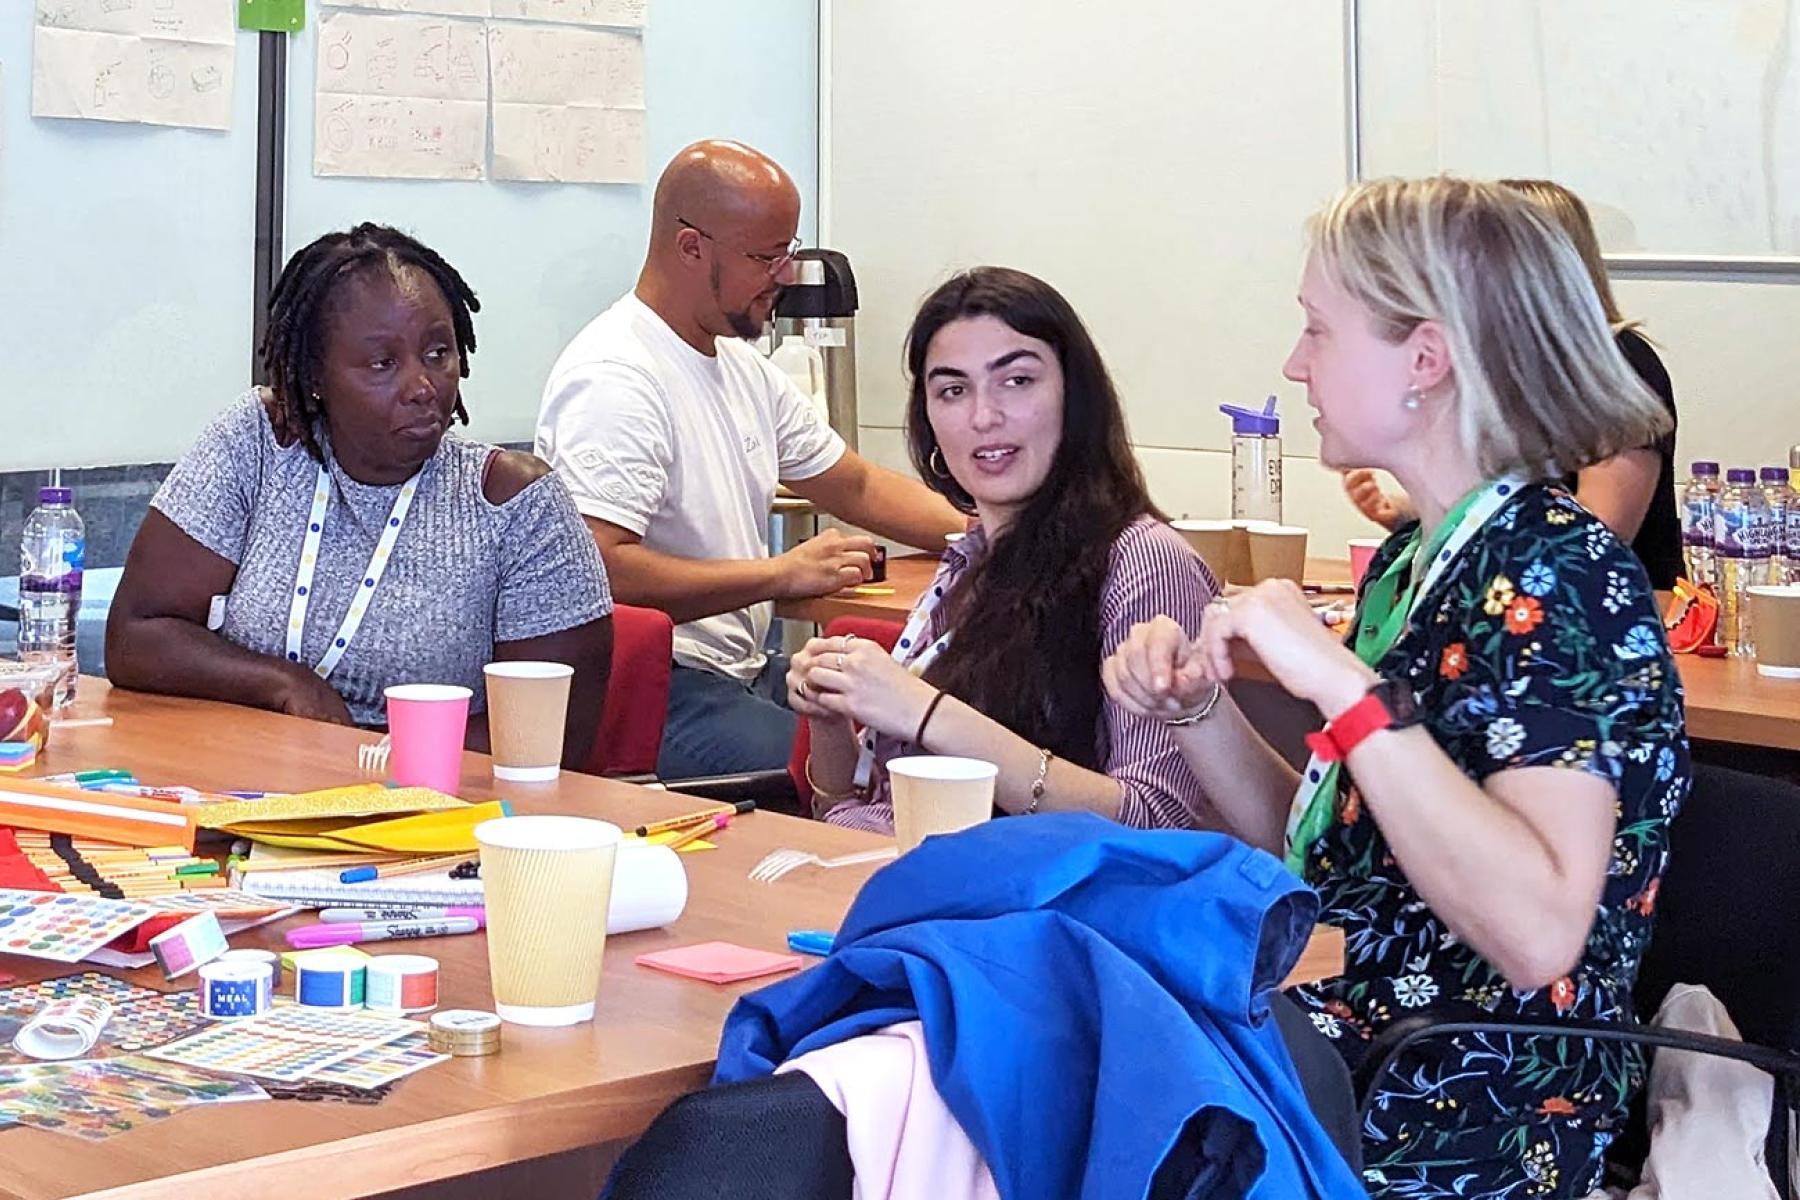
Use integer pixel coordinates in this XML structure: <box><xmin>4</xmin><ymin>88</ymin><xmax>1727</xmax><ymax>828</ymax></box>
<box><xmin>1287</xmin><ymin>483</ymin><xmax>1689</xmax><ymax>1199</ymax></box>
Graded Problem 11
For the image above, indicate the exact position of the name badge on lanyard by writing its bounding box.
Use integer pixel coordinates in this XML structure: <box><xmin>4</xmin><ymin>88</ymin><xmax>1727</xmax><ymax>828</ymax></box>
<box><xmin>286</xmin><ymin>463</ymin><xmax>422</xmax><ymax>683</ymax></box>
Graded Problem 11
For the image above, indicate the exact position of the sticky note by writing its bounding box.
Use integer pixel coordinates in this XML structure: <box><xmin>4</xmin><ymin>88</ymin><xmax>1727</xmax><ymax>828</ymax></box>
<box><xmin>238</xmin><ymin>0</ymin><xmax>305</xmax><ymax>33</ymax></box>
<box><xmin>635</xmin><ymin>942</ymin><xmax>805</xmax><ymax>985</ymax></box>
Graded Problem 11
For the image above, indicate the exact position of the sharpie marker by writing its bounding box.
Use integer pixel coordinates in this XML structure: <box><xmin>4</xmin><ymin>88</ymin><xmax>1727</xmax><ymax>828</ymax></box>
<box><xmin>286</xmin><ymin>916</ymin><xmax>482</xmax><ymax>950</ymax></box>
<box><xmin>318</xmin><ymin>906</ymin><xmax>485</xmax><ymax>924</ymax></box>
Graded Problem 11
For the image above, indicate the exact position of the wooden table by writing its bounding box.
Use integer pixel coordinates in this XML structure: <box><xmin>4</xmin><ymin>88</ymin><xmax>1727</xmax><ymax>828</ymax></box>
<box><xmin>779</xmin><ymin>557</ymin><xmax>1800</xmax><ymax>753</ymax></box>
<box><xmin>0</xmin><ymin>683</ymin><xmax>1343</xmax><ymax>1200</ymax></box>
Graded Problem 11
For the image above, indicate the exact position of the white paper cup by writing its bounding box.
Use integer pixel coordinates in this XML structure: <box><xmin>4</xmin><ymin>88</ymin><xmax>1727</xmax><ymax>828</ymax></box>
<box><xmin>887</xmin><ymin>756</ymin><xmax>997</xmax><ymax>852</ymax></box>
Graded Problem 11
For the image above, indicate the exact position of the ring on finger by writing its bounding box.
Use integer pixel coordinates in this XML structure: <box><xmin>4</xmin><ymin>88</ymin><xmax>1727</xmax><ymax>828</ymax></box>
<box><xmin>797</xmin><ymin>681</ymin><xmax>808</xmax><ymax>699</ymax></box>
<box><xmin>836</xmin><ymin>653</ymin><xmax>846</xmax><ymax>670</ymax></box>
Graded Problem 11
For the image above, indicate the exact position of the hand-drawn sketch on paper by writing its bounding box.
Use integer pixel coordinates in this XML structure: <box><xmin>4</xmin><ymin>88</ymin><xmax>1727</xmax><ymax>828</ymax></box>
<box><xmin>314</xmin><ymin>10</ymin><xmax>488</xmax><ymax>180</ymax></box>
<box><xmin>32</xmin><ymin>0</ymin><xmax>237</xmax><ymax>130</ymax></box>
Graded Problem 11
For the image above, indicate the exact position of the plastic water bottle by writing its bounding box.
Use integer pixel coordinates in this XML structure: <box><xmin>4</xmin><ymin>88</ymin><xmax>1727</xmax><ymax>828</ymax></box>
<box><xmin>1679</xmin><ymin>461</ymin><xmax>1720</xmax><ymax>589</ymax></box>
<box><xmin>1219</xmin><ymin>395</ymin><xmax>1282</xmax><ymax>523</ymax></box>
<box><xmin>1789</xmin><ymin>447</ymin><xmax>1800</xmax><ymax>584</ymax></box>
<box><xmin>1762</xmin><ymin>466</ymin><xmax>1794</xmax><ymax>585</ymax></box>
<box><xmin>1715</xmin><ymin>468</ymin><xmax>1774</xmax><ymax>657</ymax></box>
<box><xmin>18</xmin><ymin>486</ymin><xmax>85</xmax><ymax>708</ymax></box>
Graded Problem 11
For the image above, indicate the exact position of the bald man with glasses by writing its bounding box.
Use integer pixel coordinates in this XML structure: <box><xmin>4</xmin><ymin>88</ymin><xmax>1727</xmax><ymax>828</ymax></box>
<box><xmin>536</xmin><ymin>140</ymin><xmax>964</xmax><ymax>782</ymax></box>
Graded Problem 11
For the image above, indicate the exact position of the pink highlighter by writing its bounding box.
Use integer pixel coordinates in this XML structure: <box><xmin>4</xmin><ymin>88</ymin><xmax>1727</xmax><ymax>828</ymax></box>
<box><xmin>286</xmin><ymin>915</ymin><xmax>483</xmax><ymax>950</ymax></box>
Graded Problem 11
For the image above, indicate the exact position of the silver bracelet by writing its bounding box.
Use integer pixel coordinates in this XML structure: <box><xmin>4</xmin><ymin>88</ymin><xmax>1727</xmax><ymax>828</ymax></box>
<box><xmin>1024</xmin><ymin>747</ymin><xmax>1053</xmax><ymax>814</ymax></box>
<box><xmin>1164</xmin><ymin>681</ymin><xmax>1224</xmax><ymax>727</ymax></box>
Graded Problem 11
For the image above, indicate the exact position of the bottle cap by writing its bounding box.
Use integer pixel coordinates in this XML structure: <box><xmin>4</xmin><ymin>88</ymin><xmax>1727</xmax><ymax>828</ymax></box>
<box><xmin>1726</xmin><ymin>468</ymin><xmax>1756</xmax><ymax>484</ymax></box>
<box><xmin>1761</xmin><ymin>467</ymin><xmax>1789</xmax><ymax>483</ymax></box>
<box><xmin>1218</xmin><ymin>395</ymin><xmax>1280</xmax><ymax>436</ymax></box>
<box><xmin>1691</xmin><ymin>461</ymin><xmax>1719</xmax><ymax>475</ymax></box>
<box><xmin>37</xmin><ymin>487</ymin><xmax>71</xmax><ymax>505</ymax></box>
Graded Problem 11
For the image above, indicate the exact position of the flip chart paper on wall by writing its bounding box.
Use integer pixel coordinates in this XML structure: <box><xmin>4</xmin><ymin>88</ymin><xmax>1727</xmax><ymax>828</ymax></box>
<box><xmin>313</xmin><ymin>10</ymin><xmax>487</xmax><ymax>180</ymax></box>
<box><xmin>32</xmin><ymin>0</ymin><xmax>236</xmax><ymax>131</ymax></box>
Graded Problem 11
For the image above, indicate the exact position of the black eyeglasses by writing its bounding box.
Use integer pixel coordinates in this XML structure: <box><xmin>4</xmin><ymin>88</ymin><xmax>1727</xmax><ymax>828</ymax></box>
<box><xmin>676</xmin><ymin>217</ymin><xmax>802</xmax><ymax>277</ymax></box>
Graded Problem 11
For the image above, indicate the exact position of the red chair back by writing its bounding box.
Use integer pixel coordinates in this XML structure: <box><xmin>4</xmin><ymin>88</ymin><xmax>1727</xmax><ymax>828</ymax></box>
<box><xmin>586</xmin><ymin>604</ymin><xmax>674</xmax><ymax>777</ymax></box>
<box><xmin>788</xmin><ymin>616</ymin><xmax>906</xmax><ymax>809</ymax></box>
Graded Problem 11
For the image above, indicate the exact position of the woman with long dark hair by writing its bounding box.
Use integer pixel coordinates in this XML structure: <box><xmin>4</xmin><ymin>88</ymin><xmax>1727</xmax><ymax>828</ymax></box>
<box><xmin>789</xmin><ymin>267</ymin><xmax>1217</xmax><ymax>829</ymax></box>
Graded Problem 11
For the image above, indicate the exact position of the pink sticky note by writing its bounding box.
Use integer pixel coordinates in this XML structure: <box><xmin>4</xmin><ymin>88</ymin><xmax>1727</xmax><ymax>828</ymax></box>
<box><xmin>635</xmin><ymin>941</ymin><xmax>805</xmax><ymax>985</ymax></box>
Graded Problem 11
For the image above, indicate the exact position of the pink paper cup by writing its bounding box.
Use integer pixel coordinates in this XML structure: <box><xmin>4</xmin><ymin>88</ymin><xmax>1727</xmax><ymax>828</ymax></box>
<box><xmin>1348</xmin><ymin>538</ymin><xmax>1385</xmax><ymax>591</ymax></box>
<box><xmin>384</xmin><ymin>683</ymin><xmax>472</xmax><ymax>795</ymax></box>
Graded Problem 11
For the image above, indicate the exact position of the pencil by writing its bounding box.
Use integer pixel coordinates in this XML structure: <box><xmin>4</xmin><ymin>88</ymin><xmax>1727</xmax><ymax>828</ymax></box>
<box><xmin>665</xmin><ymin>814</ymin><xmax>729</xmax><ymax>850</ymax></box>
<box><xmin>633</xmin><ymin>799</ymin><xmax>755</xmax><ymax>839</ymax></box>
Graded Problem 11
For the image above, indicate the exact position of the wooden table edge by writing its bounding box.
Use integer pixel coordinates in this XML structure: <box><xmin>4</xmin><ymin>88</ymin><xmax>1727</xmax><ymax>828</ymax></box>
<box><xmin>69</xmin><ymin>1063</ymin><xmax>715</xmax><ymax>1200</ymax></box>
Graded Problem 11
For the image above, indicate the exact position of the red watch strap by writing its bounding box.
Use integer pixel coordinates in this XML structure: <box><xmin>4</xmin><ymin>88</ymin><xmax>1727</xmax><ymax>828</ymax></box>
<box><xmin>1304</xmin><ymin>689</ymin><xmax>1393</xmax><ymax>763</ymax></box>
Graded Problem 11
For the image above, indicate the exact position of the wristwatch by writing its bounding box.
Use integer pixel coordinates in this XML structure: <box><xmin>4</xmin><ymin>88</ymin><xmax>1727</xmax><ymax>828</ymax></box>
<box><xmin>1304</xmin><ymin>678</ymin><xmax>1422</xmax><ymax>763</ymax></box>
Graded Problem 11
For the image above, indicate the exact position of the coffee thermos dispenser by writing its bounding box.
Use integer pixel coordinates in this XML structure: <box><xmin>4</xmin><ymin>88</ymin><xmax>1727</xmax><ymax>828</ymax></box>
<box><xmin>773</xmin><ymin>250</ymin><xmax>859</xmax><ymax>453</ymax></box>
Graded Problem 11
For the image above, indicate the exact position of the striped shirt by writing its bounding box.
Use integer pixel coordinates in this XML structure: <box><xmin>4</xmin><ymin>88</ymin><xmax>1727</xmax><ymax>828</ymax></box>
<box><xmin>824</xmin><ymin>515</ymin><xmax>1219</xmax><ymax>832</ymax></box>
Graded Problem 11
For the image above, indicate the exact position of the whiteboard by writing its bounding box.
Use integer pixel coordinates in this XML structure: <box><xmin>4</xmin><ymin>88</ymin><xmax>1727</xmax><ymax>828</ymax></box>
<box><xmin>826</xmin><ymin>1</ymin><xmax>1347</xmax><ymax>457</ymax></box>
<box><xmin>283</xmin><ymin>0</ymin><xmax>820</xmax><ymax>449</ymax></box>
<box><xmin>1357</xmin><ymin>0</ymin><xmax>1800</xmax><ymax>261</ymax></box>
<box><xmin>0</xmin><ymin>10</ymin><xmax>263</xmax><ymax>470</ymax></box>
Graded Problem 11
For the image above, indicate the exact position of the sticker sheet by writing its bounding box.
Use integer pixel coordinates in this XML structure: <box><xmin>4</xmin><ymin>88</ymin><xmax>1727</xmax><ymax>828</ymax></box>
<box><xmin>147</xmin><ymin>1005</ymin><xmax>423</xmax><ymax>1082</ymax></box>
<box><xmin>309</xmin><ymin>1030</ymin><xmax>448</xmax><ymax>1089</ymax></box>
<box><xmin>0</xmin><ymin>890</ymin><xmax>156</xmax><ymax>962</ymax></box>
<box><xmin>0</xmin><ymin>1055</ymin><xmax>265</xmax><ymax>1140</ymax></box>
<box><xmin>0</xmin><ymin>972</ymin><xmax>204</xmax><ymax>1061</ymax></box>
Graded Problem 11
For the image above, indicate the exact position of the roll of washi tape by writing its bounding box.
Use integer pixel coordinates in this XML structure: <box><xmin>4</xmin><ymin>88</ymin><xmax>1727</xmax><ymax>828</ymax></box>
<box><xmin>219</xmin><ymin>947</ymin><xmax>282</xmax><ymax>987</ymax></box>
<box><xmin>428</xmin><ymin>1009</ymin><xmax>501</xmax><ymax>1056</ymax></box>
<box><xmin>11</xmin><ymin>995</ymin><xmax>112</xmax><ymax>1059</ymax></box>
<box><xmin>198</xmin><ymin>960</ymin><xmax>273</xmax><ymax>1019</ymax></box>
<box><xmin>294</xmin><ymin>951</ymin><xmax>367</xmax><ymax>1011</ymax></box>
<box><xmin>365</xmin><ymin>955</ymin><xmax>440</xmax><ymax>1014</ymax></box>
<box><xmin>148</xmin><ymin>910</ymin><xmax>229</xmax><ymax>980</ymax></box>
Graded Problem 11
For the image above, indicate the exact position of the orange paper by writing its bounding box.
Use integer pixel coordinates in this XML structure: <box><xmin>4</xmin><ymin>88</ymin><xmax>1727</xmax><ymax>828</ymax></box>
<box><xmin>634</xmin><ymin>942</ymin><xmax>805</xmax><ymax>985</ymax></box>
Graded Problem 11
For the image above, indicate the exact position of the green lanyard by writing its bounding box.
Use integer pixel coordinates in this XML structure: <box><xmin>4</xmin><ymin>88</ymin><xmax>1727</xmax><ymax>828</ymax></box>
<box><xmin>1280</xmin><ymin>477</ymin><xmax>1520</xmax><ymax>873</ymax></box>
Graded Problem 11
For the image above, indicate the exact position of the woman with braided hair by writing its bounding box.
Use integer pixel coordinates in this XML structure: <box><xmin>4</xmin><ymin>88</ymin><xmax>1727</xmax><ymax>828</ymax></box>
<box><xmin>108</xmin><ymin>224</ymin><xmax>614</xmax><ymax>767</ymax></box>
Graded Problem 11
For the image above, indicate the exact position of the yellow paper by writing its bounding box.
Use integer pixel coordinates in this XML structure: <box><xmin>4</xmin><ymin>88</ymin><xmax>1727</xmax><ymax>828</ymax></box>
<box><xmin>240</xmin><ymin>801</ymin><xmax>508</xmax><ymax>854</ymax></box>
<box><xmin>199</xmin><ymin>785</ymin><xmax>465</xmax><ymax>830</ymax></box>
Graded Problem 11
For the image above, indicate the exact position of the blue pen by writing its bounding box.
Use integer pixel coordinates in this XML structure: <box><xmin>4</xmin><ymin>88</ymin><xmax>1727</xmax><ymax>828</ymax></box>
<box><xmin>786</xmin><ymin>930</ymin><xmax>835</xmax><ymax>957</ymax></box>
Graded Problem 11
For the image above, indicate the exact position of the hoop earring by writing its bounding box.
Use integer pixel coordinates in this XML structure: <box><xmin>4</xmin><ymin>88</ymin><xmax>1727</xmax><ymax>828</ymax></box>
<box><xmin>1402</xmin><ymin>386</ymin><xmax>1423</xmax><ymax>411</ymax></box>
<box><xmin>929</xmin><ymin>446</ymin><xmax>951</xmax><ymax>479</ymax></box>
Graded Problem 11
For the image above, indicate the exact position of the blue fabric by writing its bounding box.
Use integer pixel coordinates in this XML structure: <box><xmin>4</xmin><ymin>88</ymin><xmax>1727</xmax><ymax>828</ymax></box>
<box><xmin>715</xmin><ymin>813</ymin><xmax>1368</xmax><ymax>1200</ymax></box>
<box><xmin>657</xmin><ymin>654</ymin><xmax>795</xmax><ymax>778</ymax></box>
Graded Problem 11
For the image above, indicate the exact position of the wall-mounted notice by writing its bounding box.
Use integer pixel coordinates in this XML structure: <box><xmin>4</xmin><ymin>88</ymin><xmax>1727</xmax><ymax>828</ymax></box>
<box><xmin>488</xmin><ymin>22</ymin><xmax>643</xmax><ymax>183</ymax></box>
<box><xmin>313</xmin><ymin>10</ymin><xmax>488</xmax><ymax>180</ymax></box>
<box><xmin>32</xmin><ymin>0</ymin><xmax>236</xmax><ymax>131</ymax></box>
<box><xmin>320</xmin><ymin>0</ymin><xmax>493</xmax><ymax>16</ymax></box>
<box><xmin>489</xmin><ymin>0</ymin><xmax>645</xmax><ymax>30</ymax></box>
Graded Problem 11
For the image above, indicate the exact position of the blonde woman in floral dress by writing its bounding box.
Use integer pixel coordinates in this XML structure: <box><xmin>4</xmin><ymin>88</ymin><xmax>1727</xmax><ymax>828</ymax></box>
<box><xmin>1105</xmin><ymin>177</ymin><xmax>1688</xmax><ymax>1198</ymax></box>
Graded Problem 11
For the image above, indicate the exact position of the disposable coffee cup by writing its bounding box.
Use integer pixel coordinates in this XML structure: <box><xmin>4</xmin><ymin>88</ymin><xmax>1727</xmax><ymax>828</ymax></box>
<box><xmin>1248</xmin><ymin>524</ymin><xmax>1309</xmax><ymax>584</ymax></box>
<box><xmin>1348</xmin><ymin>538</ymin><xmax>1385</xmax><ymax>590</ymax></box>
<box><xmin>483</xmin><ymin>661</ymin><xmax>574</xmax><ymax>782</ymax></box>
<box><xmin>475</xmin><ymin>815</ymin><xmax>620</xmax><ymax>1026</ymax></box>
<box><xmin>1748</xmin><ymin>586</ymin><xmax>1800</xmax><ymax>678</ymax></box>
<box><xmin>887</xmin><ymin>756</ymin><xmax>997</xmax><ymax>852</ymax></box>
<box><xmin>1171</xmin><ymin>520</ymin><xmax>1233</xmax><ymax>584</ymax></box>
<box><xmin>384</xmin><ymin>684</ymin><xmax>472</xmax><ymax>795</ymax></box>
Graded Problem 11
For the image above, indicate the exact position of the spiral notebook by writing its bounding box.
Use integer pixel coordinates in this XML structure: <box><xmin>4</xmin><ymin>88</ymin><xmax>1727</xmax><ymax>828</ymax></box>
<box><xmin>239</xmin><ymin>865</ymin><xmax>482</xmax><ymax>908</ymax></box>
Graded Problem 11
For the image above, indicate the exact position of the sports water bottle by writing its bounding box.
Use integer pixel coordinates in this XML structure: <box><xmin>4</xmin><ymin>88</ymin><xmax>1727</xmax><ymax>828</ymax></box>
<box><xmin>1679</xmin><ymin>461</ymin><xmax>1720</xmax><ymax>590</ymax></box>
<box><xmin>1219</xmin><ymin>395</ymin><xmax>1282</xmax><ymax>523</ymax></box>
<box><xmin>18</xmin><ymin>486</ymin><xmax>85</xmax><ymax>708</ymax></box>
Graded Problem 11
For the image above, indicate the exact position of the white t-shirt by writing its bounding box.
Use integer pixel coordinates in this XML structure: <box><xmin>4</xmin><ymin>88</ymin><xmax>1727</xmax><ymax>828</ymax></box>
<box><xmin>535</xmin><ymin>292</ymin><xmax>846</xmax><ymax>680</ymax></box>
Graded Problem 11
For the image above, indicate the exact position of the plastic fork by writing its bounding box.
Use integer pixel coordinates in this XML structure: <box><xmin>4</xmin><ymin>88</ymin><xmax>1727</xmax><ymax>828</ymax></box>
<box><xmin>749</xmin><ymin>846</ymin><xmax>898</xmax><ymax>884</ymax></box>
<box><xmin>358</xmin><ymin>734</ymin><xmax>391</xmax><ymax>775</ymax></box>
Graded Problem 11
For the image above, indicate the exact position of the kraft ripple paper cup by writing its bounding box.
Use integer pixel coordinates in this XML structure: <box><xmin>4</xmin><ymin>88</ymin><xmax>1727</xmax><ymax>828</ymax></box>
<box><xmin>475</xmin><ymin>815</ymin><xmax>620</xmax><ymax>1026</ymax></box>
<box><xmin>483</xmin><ymin>661</ymin><xmax>574</xmax><ymax>782</ymax></box>
<box><xmin>887</xmin><ymin>756</ymin><xmax>997</xmax><ymax>852</ymax></box>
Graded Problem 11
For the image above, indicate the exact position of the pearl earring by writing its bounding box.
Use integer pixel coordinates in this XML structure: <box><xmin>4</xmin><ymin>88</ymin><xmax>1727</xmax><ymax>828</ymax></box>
<box><xmin>1402</xmin><ymin>387</ymin><xmax>1423</xmax><ymax>411</ymax></box>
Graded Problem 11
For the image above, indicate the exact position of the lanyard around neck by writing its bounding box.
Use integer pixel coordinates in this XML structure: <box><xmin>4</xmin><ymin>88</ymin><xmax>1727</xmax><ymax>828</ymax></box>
<box><xmin>285</xmin><ymin>462</ymin><xmax>422</xmax><ymax>682</ymax></box>
<box><xmin>1280</xmin><ymin>475</ymin><xmax>1526</xmax><ymax>872</ymax></box>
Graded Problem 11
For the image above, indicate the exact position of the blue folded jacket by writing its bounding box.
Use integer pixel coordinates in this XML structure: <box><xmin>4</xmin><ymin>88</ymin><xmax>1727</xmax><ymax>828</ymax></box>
<box><xmin>715</xmin><ymin>812</ymin><xmax>1367</xmax><ymax>1199</ymax></box>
